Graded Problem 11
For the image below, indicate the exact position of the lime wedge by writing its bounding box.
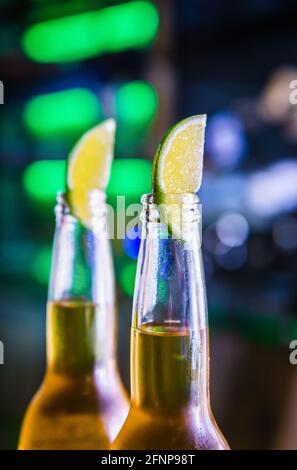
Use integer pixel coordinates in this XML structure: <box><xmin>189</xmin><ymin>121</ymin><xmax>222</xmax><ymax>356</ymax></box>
<box><xmin>153</xmin><ymin>114</ymin><xmax>206</xmax><ymax>196</ymax></box>
<box><xmin>66</xmin><ymin>119</ymin><xmax>115</xmax><ymax>226</ymax></box>
<box><xmin>152</xmin><ymin>115</ymin><xmax>207</xmax><ymax>239</ymax></box>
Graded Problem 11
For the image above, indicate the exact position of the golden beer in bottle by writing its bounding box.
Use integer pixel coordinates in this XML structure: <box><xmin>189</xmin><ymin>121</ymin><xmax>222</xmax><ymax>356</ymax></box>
<box><xmin>18</xmin><ymin>192</ymin><xmax>128</xmax><ymax>449</ymax></box>
<box><xmin>111</xmin><ymin>194</ymin><xmax>229</xmax><ymax>450</ymax></box>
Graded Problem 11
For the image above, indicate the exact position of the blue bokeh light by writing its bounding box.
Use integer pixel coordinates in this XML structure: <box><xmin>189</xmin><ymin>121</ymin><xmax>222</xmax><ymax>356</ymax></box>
<box><xmin>206</xmin><ymin>111</ymin><xmax>247</xmax><ymax>168</ymax></box>
<box><xmin>123</xmin><ymin>225</ymin><xmax>141</xmax><ymax>260</ymax></box>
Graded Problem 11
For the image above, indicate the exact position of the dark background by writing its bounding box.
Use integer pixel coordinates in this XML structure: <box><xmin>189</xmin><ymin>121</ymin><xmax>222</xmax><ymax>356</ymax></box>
<box><xmin>1</xmin><ymin>0</ymin><xmax>297</xmax><ymax>449</ymax></box>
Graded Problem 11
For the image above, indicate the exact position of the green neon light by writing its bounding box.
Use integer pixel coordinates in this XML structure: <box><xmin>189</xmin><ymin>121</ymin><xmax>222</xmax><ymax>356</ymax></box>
<box><xmin>107</xmin><ymin>158</ymin><xmax>152</xmax><ymax>200</ymax></box>
<box><xmin>23</xmin><ymin>158</ymin><xmax>151</xmax><ymax>205</ymax></box>
<box><xmin>23</xmin><ymin>88</ymin><xmax>101</xmax><ymax>138</ymax></box>
<box><xmin>23</xmin><ymin>160</ymin><xmax>66</xmax><ymax>203</ymax></box>
<box><xmin>31</xmin><ymin>245</ymin><xmax>52</xmax><ymax>285</ymax></box>
<box><xmin>120</xmin><ymin>261</ymin><xmax>137</xmax><ymax>297</ymax></box>
<box><xmin>22</xmin><ymin>1</ymin><xmax>159</xmax><ymax>63</ymax></box>
<box><xmin>116</xmin><ymin>81</ymin><xmax>158</xmax><ymax>128</ymax></box>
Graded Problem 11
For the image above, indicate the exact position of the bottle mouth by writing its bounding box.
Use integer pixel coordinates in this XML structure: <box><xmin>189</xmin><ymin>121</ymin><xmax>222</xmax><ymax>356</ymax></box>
<box><xmin>141</xmin><ymin>193</ymin><xmax>200</xmax><ymax>206</ymax></box>
<box><xmin>141</xmin><ymin>193</ymin><xmax>201</xmax><ymax>225</ymax></box>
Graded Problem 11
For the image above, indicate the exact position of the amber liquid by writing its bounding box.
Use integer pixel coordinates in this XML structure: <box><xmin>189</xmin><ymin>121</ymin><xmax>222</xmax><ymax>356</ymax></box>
<box><xmin>18</xmin><ymin>301</ymin><xmax>128</xmax><ymax>450</ymax></box>
<box><xmin>111</xmin><ymin>323</ymin><xmax>229</xmax><ymax>450</ymax></box>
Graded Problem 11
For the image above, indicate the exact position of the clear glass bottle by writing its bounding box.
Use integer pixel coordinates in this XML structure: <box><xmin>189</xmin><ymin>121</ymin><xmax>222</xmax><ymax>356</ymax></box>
<box><xmin>111</xmin><ymin>193</ymin><xmax>229</xmax><ymax>450</ymax></box>
<box><xmin>18</xmin><ymin>191</ymin><xmax>129</xmax><ymax>450</ymax></box>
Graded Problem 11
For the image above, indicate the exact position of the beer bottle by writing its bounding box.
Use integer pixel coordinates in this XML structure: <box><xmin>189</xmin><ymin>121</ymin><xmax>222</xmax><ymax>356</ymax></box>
<box><xmin>19</xmin><ymin>191</ymin><xmax>129</xmax><ymax>449</ymax></box>
<box><xmin>111</xmin><ymin>193</ymin><xmax>229</xmax><ymax>450</ymax></box>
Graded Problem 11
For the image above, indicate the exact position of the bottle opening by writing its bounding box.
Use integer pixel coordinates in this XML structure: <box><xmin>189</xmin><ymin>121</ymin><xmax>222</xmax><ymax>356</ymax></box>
<box><xmin>141</xmin><ymin>192</ymin><xmax>200</xmax><ymax>206</ymax></box>
<box><xmin>140</xmin><ymin>193</ymin><xmax>201</xmax><ymax>229</ymax></box>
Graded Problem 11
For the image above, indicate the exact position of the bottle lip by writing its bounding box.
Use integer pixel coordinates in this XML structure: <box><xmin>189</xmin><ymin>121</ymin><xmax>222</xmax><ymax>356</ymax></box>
<box><xmin>140</xmin><ymin>193</ymin><xmax>201</xmax><ymax>225</ymax></box>
<box><xmin>55</xmin><ymin>192</ymin><xmax>71</xmax><ymax>215</ymax></box>
<box><xmin>141</xmin><ymin>193</ymin><xmax>200</xmax><ymax>205</ymax></box>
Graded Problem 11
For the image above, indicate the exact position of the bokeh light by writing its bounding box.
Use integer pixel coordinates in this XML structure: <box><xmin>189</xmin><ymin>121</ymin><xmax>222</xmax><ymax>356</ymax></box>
<box><xmin>23</xmin><ymin>160</ymin><xmax>66</xmax><ymax>204</ymax></box>
<box><xmin>119</xmin><ymin>261</ymin><xmax>137</xmax><ymax>297</ymax></box>
<box><xmin>31</xmin><ymin>245</ymin><xmax>52</xmax><ymax>285</ymax></box>
<box><xmin>123</xmin><ymin>226</ymin><xmax>141</xmax><ymax>260</ymax></box>
<box><xmin>216</xmin><ymin>212</ymin><xmax>249</xmax><ymax>247</ymax></box>
<box><xmin>22</xmin><ymin>1</ymin><xmax>159</xmax><ymax>63</ymax></box>
<box><xmin>107</xmin><ymin>158</ymin><xmax>151</xmax><ymax>203</ymax></box>
<box><xmin>23</xmin><ymin>88</ymin><xmax>101</xmax><ymax>138</ymax></box>
<box><xmin>246</xmin><ymin>160</ymin><xmax>297</xmax><ymax>217</ymax></box>
<box><xmin>116</xmin><ymin>81</ymin><xmax>158</xmax><ymax>128</ymax></box>
<box><xmin>206</xmin><ymin>111</ymin><xmax>247</xmax><ymax>168</ymax></box>
<box><xmin>23</xmin><ymin>158</ymin><xmax>152</xmax><ymax>206</ymax></box>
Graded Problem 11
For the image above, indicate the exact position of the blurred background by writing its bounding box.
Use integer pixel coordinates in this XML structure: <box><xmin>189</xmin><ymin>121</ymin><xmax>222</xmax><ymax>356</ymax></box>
<box><xmin>1</xmin><ymin>0</ymin><xmax>297</xmax><ymax>450</ymax></box>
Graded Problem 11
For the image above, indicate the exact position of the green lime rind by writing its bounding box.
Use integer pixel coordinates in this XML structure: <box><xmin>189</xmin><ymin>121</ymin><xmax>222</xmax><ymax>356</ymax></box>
<box><xmin>152</xmin><ymin>121</ymin><xmax>176</xmax><ymax>201</ymax></box>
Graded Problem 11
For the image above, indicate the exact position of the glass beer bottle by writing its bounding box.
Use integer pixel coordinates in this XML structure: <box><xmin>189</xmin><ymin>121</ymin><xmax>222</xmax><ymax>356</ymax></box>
<box><xmin>18</xmin><ymin>191</ymin><xmax>128</xmax><ymax>450</ymax></box>
<box><xmin>111</xmin><ymin>193</ymin><xmax>229</xmax><ymax>450</ymax></box>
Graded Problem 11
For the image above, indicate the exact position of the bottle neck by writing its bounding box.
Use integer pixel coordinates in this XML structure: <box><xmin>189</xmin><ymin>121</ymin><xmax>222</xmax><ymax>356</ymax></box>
<box><xmin>131</xmin><ymin>193</ymin><xmax>209</xmax><ymax>413</ymax></box>
<box><xmin>131</xmin><ymin>326</ymin><xmax>209</xmax><ymax>413</ymax></box>
<box><xmin>46</xmin><ymin>192</ymin><xmax>116</xmax><ymax>375</ymax></box>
